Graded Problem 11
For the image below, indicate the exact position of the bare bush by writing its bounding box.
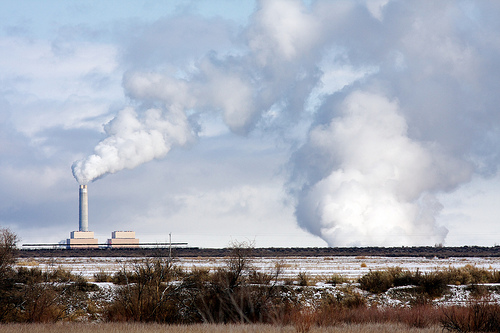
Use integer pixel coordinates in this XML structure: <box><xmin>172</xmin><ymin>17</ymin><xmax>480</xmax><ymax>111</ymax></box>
<box><xmin>179</xmin><ymin>241</ymin><xmax>298</xmax><ymax>325</ymax></box>
<box><xmin>93</xmin><ymin>270</ymin><xmax>112</xmax><ymax>282</ymax></box>
<box><xmin>441</xmin><ymin>302</ymin><xmax>500</xmax><ymax>332</ymax></box>
<box><xmin>105</xmin><ymin>258</ymin><xmax>182</xmax><ymax>322</ymax></box>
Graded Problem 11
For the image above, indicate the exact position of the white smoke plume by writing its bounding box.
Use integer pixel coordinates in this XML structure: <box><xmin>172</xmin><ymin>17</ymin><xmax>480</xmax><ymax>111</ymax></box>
<box><xmin>72</xmin><ymin>106</ymin><xmax>193</xmax><ymax>184</ymax></box>
<box><xmin>293</xmin><ymin>91</ymin><xmax>472</xmax><ymax>246</ymax></box>
<box><xmin>71</xmin><ymin>0</ymin><xmax>500</xmax><ymax>246</ymax></box>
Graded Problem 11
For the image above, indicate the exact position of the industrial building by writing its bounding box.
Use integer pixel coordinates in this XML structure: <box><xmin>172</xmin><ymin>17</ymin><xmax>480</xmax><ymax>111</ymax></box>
<box><xmin>66</xmin><ymin>184</ymin><xmax>140</xmax><ymax>249</ymax></box>
<box><xmin>67</xmin><ymin>230</ymin><xmax>98</xmax><ymax>248</ymax></box>
<box><xmin>67</xmin><ymin>184</ymin><xmax>98</xmax><ymax>248</ymax></box>
<box><xmin>107</xmin><ymin>231</ymin><xmax>140</xmax><ymax>248</ymax></box>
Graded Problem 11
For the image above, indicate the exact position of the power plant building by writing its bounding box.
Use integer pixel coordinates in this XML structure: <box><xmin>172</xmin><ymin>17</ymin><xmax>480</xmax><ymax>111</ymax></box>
<box><xmin>107</xmin><ymin>231</ymin><xmax>140</xmax><ymax>248</ymax></box>
<box><xmin>66</xmin><ymin>185</ymin><xmax>141</xmax><ymax>249</ymax></box>
<box><xmin>67</xmin><ymin>230</ymin><xmax>98</xmax><ymax>248</ymax></box>
<box><xmin>67</xmin><ymin>185</ymin><xmax>98</xmax><ymax>248</ymax></box>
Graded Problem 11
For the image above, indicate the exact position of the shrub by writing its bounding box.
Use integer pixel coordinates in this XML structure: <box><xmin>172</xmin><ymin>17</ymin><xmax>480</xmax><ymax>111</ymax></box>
<box><xmin>45</xmin><ymin>267</ymin><xmax>78</xmax><ymax>282</ymax></box>
<box><xmin>19</xmin><ymin>283</ymin><xmax>65</xmax><ymax>322</ymax></box>
<box><xmin>358</xmin><ymin>267</ymin><xmax>450</xmax><ymax>297</ymax></box>
<box><xmin>297</xmin><ymin>272</ymin><xmax>309</xmax><ymax>286</ymax></box>
<box><xmin>358</xmin><ymin>270</ymin><xmax>394</xmax><ymax>294</ymax></box>
<box><xmin>182</xmin><ymin>267</ymin><xmax>211</xmax><ymax>288</ymax></box>
<box><xmin>391</xmin><ymin>267</ymin><xmax>420</xmax><ymax>287</ymax></box>
<box><xmin>105</xmin><ymin>258</ymin><xmax>181</xmax><ymax>322</ymax></box>
<box><xmin>93</xmin><ymin>270</ymin><xmax>112</xmax><ymax>282</ymax></box>
<box><xmin>112</xmin><ymin>268</ymin><xmax>136</xmax><ymax>285</ymax></box>
<box><xmin>466</xmin><ymin>284</ymin><xmax>489</xmax><ymax>299</ymax></box>
<box><xmin>321</xmin><ymin>286</ymin><xmax>366</xmax><ymax>309</ymax></box>
<box><xmin>15</xmin><ymin>266</ymin><xmax>43</xmax><ymax>284</ymax></box>
<box><xmin>444</xmin><ymin>265</ymin><xmax>491</xmax><ymax>285</ymax></box>
<box><xmin>441</xmin><ymin>302</ymin><xmax>500</xmax><ymax>332</ymax></box>
<box><xmin>418</xmin><ymin>271</ymin><xmax>449</xmax><ymax>298</ymax></box>
<box><xmin>327</xmin><ymin>273</ymin><xmax>349</xmax><ymax>285</ymax></box>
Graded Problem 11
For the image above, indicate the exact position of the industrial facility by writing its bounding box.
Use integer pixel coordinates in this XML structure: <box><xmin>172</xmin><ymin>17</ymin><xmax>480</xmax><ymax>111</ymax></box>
<box><xmin>67</xmin><ymin>185</ymin><xmax>140</xmax><ymax>249</ymax></box>
<box><xmin>67</xmin><ymin>185</ymin><xmax>98</xmax><ymax>248</ymax></box>
<box><xmin>21</xmin><ymin>184</ymin><xmax>189</xmax><ymax>249</ymax></box>
<box><xmin>107</xmin><ymin>231</ymin><xmax>140</xmax><ymax>248</ymax></box>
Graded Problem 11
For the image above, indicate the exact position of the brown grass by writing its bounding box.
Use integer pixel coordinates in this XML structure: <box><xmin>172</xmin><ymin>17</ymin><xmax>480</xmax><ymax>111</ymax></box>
<box><xmin>0</xmin><ymin>322</ymin><xmax>442</xmax><ymax>333</ymax></box>
<box><xmin>441</xmin><ymin>302</ymin><xmax>500</xmax><ymax>332</ymax></box>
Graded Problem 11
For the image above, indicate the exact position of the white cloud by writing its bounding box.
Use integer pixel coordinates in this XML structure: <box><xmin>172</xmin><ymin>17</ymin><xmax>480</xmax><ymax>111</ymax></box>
<box><xmin>0</xmin><ymin>36</ymin><xmax>121</xmax><ymax>137</ymax></box>
<box><xmin>365</xmin><ymin>0</ymin><xmax>390</xmax><ymax>21</ymax></box>
<box><xmin>294</xmin><ymin>91</ymin><xmax>471</xmax><ymax>246</ymax></box>
<box><xmin>3</xmin><ymin>1</ymin><xmax>500</xmax><ymax>248</ymax></box>
<box><xmin>249</xmin><ymin>0</ymin><xmax>319</xmax><ymax>64</ymax></box>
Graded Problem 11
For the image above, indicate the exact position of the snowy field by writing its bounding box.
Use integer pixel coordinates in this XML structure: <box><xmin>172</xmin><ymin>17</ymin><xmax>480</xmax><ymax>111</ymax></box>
<box><xmin>16</xmin><ymin>256</ymin><xmax>500</xmax><ymax>280</ymax></box>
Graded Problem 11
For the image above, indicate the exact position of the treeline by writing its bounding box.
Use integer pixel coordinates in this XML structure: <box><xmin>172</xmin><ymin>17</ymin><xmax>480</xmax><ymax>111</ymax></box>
<box><xmin>19</xmin><ymin>245</ymin><xmax>500</xmax><ymax>258</ymax></box>
<box><xmin>3</xmin><ymin>229</ymin><xmax>500</xmax><ymax>331</ymax></box>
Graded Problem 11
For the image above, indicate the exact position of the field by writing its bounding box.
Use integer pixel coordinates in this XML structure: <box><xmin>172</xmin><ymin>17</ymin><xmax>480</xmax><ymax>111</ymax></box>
<box><xmin>15</xmin><ymin>255</ymin><xmax>500</xmax><ymax>307</ymax></box>
<box><xmin>0</xmin><ymin>322</ymin><xmax>442</xmax><ymax>333</ymax></box>
<box><xmin>16</xmin><ymin>255</ymin><xmax>500</xmax><ymax>280</ymax></box>
<box><xmin>7</xmin><ymin>248</ymin><xmax>500</xmax><ymax>331</ymax></box>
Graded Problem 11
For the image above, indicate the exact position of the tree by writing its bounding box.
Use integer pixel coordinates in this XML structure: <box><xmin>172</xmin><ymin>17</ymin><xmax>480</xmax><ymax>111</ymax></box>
<box><xmin>0</xmin><ymin>228</ymin><xmax>19</xmax><ymax>321</ymax></box>
<box><xmin>0</xmin><ymin>228</ymin><xmax>18</xmax><ymax>276</ymax></box>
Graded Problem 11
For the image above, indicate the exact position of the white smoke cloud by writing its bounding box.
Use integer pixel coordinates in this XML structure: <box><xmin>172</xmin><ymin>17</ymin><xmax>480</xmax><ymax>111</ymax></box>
<box><xmin>293</xmin><ymin>91</ymin><xmax>472</xmax><ymax>246</ymax></box>
<box><xmin>123</xmin><ymin>64</ymin><xmax>258</xmax><ymax>135</ymax></box>
<box><xmin>72</xmin><ymin>106</ymin><xmax>193</xmax><ymax>184</ymax></box>
<box><xmin>68</xmin><ymin>0</ymin><xmax>500</xmax><ymax>246</ymax></box>
<box><xmin>248</xmin><ymin>0</ymin><xmax>320</xmax><ymax>64</ymax></box>
<box><xmin>365</xmin><ymin>0</ymin><xmax>390</xmax><ymax>21</ymax></box>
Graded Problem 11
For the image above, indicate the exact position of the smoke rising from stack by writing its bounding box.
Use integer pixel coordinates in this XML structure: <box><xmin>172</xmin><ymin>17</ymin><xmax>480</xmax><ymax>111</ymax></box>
<box><xmin>292</xmin><ymin>91</ymin><xmax>471</xmax><ymax>246</ymax></box>
<box><xmin>72</xmin><ymin>107</ymin><xmax>193</xmax><ymax>184</ymax></box>
<box><xmin>72</xmin><ymin>0</ymin><xmax>500</xmax><ymax>246</ymax></box>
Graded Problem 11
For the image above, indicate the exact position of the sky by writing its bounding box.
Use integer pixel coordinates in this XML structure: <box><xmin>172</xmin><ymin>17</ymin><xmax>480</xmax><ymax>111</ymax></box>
<box><xmin>2</xmin><ymin>0</ymin><xmax>500</xmax><ymax>248</ymax></box>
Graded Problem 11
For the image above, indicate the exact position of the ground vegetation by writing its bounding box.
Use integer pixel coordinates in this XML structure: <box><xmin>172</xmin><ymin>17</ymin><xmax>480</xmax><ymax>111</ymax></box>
<box><xmin>4</xmin><ymin>232</ymin><xmax>500</xmax><ymax>332</ymax></box>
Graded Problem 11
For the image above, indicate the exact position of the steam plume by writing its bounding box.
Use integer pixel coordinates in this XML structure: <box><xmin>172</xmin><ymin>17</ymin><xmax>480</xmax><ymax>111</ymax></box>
<box><xmin>71</xmin><ymin>0</ymin><xmax>499</xmax><ymax>246</ymax></box>
<box><xmin>72</xmin><ymin>107</ymin><xmax>192</xmax><ymax>184</ymax></box>
<box><xmin>292</xmin><ymin>91</ymin><xmax>472</xmax><ymax>246</ymax></box>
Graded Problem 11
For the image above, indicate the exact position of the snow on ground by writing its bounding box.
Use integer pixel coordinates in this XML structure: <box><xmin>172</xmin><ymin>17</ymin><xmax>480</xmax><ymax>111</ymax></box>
<box><xmin>15</xmin><ymin>256</ymin><xmax>500</xmax><ymax>307</ymax></box>
<box><xmin>16</xmin><ymin>256</ymin><xmax>500</xmax><ymax>280</ymax></box>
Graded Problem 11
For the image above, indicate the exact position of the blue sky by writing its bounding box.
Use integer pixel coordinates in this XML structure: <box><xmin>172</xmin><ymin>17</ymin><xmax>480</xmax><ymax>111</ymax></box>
<box><xmin>2</xmin><ymin>0</ymin><xmax>500</xmax><ymax>248</ymax></box>
<box><xmin>0</xmin><ymin>1</ymin><xmax>255</xmax><ymax>38</ymax></box>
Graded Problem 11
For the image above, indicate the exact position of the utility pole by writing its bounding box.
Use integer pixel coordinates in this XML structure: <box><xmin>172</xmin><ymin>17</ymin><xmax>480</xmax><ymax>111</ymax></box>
<box><xmin>169</xmin><ymin>232</ymin><xmax>172</xmax><ymax>262</ymax></box>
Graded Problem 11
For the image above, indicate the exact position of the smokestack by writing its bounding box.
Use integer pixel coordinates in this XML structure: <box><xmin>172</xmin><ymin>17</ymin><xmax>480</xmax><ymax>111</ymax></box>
<box><xmin>79</xmin><ymin>185</ymin><xmax>88</xmax><ymax>232</ymax></box>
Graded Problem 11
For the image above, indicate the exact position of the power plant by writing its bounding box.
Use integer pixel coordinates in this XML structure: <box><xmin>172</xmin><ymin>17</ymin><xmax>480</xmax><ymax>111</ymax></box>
<box><xmin>67</xmin><ymin>185</ymin><xmax>98</xmax><ymax>248</ymax></box>
<box><xmin>21</xmin><ymin>182</ymin><xmax>191</xmax><ymax>249</ymax></box>
<box><xmin>107</xmin><ymin>231</ymin><xmax>139</xmax><ymax>248</ymax></box>
<box><xmin>66</xmin><ymin>184</ymin><xmax>140</xmax><ymax>248</ymax></box>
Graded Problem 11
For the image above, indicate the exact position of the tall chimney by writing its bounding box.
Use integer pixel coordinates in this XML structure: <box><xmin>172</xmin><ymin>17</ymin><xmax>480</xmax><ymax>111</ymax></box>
<box><xmin>79</xmin><ymin>185</ymin><xmax>88</xmax><ymax>232</ymax></box>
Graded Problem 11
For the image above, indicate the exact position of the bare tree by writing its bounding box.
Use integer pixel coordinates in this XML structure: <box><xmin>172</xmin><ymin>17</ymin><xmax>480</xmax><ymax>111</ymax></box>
<box><xmin>0</xmin><ymin>228</ymin><xmax>19</xmax><ymax>321</ymax></box>
<box><xmin>0</xmin><ymin>228</ymin><xmax>18</xmax><ymax>275</ymax></box>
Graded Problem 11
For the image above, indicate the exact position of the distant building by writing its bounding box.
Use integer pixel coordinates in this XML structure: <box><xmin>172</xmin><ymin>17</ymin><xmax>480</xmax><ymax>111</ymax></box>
<box><xmin>67</xmin><ymin>231</ymin><xmax>98</xmax><ymax>249</ymax></box>
<box><xmin>107</xmin><ymin>231</ymin><xmax>140</xmax><ymax>248</ymax></box>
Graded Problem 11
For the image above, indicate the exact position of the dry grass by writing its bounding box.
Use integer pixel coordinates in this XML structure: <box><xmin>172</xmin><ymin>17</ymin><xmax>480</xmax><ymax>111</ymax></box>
<box><xmin>15</xmin><ymin>260</ymin><xmax>39</xmax><ymax>267</ymax></box>
<box><xmin>0</xmin><ymin>322</ymin><xmax>442</xmax><ymax>333</ymax></box>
